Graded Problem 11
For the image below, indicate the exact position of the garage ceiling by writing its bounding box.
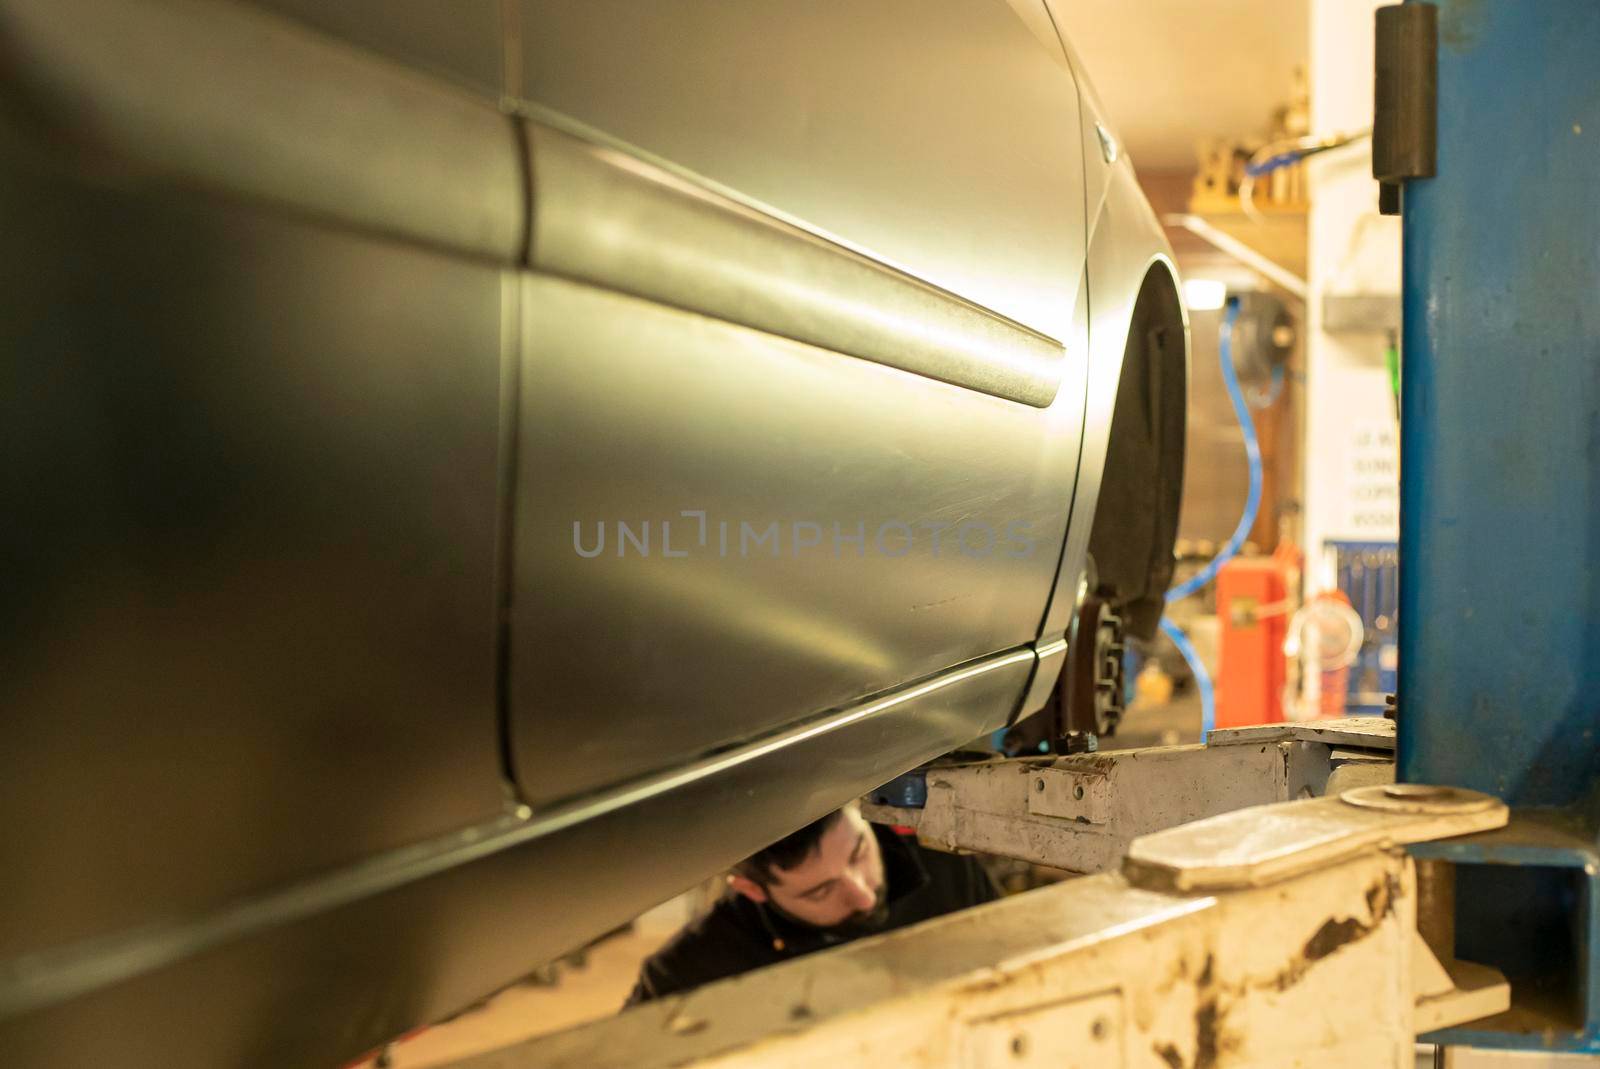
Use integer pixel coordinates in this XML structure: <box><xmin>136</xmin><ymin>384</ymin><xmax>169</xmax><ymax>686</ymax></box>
<box><xmin>1050</xmin><ymin>0</ymin><xmax>1310</xmax><ymax>173</ymax></box>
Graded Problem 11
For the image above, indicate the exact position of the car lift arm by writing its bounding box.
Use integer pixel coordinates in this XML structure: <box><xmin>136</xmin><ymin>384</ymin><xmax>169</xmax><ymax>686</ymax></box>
<box><xmin>445</xmin><ymin>781</ymin><xmax>1507</xmax><ymax>1069</ymax></box>
<box><xmin>864</xmin><ymin>719</ymin><xmax>1395</xmax><ymax>875</ymax></box>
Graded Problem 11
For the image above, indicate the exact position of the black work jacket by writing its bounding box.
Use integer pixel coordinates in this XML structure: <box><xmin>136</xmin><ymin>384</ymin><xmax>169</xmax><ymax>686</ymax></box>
<box><xmin>625</xmin><ymin>824</ymin><xmax>998</xmax><ymax>1005</ymax></box>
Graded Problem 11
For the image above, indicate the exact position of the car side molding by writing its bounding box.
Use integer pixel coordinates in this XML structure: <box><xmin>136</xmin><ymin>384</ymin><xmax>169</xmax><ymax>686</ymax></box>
<box><xmin>0</xmin><ymin>0</ymin><xmax>523</xmax><ymax>260</ymax></box>
<box><xmin>524</xmin><ymin>118</ymin><xmax>1068</xmax><ymax>408</ymax></box>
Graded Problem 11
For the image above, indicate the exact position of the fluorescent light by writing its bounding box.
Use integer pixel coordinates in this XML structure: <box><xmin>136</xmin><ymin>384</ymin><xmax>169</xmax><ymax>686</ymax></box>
<box><xmin>1183</xmin><ymin>278</ymin><xmax>1228</xmax><ymax>311</ymax></box>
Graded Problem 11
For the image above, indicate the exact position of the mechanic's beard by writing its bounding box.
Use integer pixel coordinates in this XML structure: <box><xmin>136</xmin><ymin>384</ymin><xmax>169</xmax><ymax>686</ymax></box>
<box><xmin>835</xmin><ymin>895</ymin><xmax>891</xmax><ymax>934</ymax></box>
<box><xmin>771</xmin><ymin>887</ymin><xmax>890</xmax><ymax>936</ymax></box>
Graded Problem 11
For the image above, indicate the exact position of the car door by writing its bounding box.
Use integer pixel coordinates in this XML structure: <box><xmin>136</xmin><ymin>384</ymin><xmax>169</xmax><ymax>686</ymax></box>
<box><xmin>507</xmin><ymin>0</ymin><xmax>1092</xmax><ymax>807</ymax></box>
<box><xmin>0</xmin><ymin>0</ymin><xmax>513</xmax><ymax>974</ymax></box>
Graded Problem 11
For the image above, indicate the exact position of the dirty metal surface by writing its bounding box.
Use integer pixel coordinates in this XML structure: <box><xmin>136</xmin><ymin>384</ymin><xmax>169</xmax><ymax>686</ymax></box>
<box><xmin>459</xmin><ymin>796</ymin><xmax>1503</xmax><ymax>1068</ymax></box>
<box><xmin>1123</xmin><ymin>788</ymin><xmax>1507</xmax><ymax>893</ymax></box>
<box><xmin>922</xmin><ymin>744</ymin><xmax>1306</xmax><ymax>874</ymax></box>
<box><xmin>1207</xmin><ymin>717</ymin><xmax>1395</xmax><ymax>752</ymax></box>
<box><xmin>451</xmin><ymin>874</ymin><xmax>1208</xmax><ymax>1069</ymax></box>
<box><xmin>1414</xmin><ymin>957</ymin><xmax>1509</xmax><ymax>1035</ymax></box>
<box><xmin>1325</xmin><ymin>753</ymin><xmax>1396</xmax><ymax>795</ymax></box>
<box><xmin>1407</xmin><ymin>809</ymin><xmax>1600</xmax><ymax>1053</ymax></box>
<box><xmin>864</xmin><ymin>738</ymin><xmax>1373</xmax><ymax>874</ymax></box>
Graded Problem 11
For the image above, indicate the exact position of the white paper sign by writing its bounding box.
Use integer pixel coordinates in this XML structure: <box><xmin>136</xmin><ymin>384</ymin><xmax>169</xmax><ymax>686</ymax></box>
<box><xmin>1339</xmin><ymin>419</ymin><xmax>1399</xmax><ymax>539</ymax></box>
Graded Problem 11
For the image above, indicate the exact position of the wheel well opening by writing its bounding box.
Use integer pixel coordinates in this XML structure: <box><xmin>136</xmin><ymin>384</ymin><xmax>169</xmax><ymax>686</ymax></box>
<box><xmin>1086</xmin><ymin>264</ymin><xmax>1187</xmax><ymax>641</ymax></box>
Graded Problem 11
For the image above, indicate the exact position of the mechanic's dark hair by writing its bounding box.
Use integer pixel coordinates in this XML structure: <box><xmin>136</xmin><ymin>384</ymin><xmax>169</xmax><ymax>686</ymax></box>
<box><xmin>731</xmin><ymin>809</ymin><xmax>847</xmax><ymax>886</ymax></box>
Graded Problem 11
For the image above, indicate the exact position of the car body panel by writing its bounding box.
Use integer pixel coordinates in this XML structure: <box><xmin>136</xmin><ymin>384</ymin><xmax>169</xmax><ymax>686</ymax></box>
<box><xmin>247</xmin><ymin>0</ymin><xmax>505</xmax><ymax>98</ymax></box>
<box><xmin>0</xmin><ymin>1</ymin><xmax>1181</xmax><ymax>1065</ymax></box>
<box><xmin>505</xmin><ymin>2</ymin><xmax>1095</xmax><ymax>808</ymax></box>
<box><xmin>3</xmin><ymin>650</ymin><xmax>1032</xmax><ymax>1069</ymax></box>
<box><xmin>509</xmin><ymin>109</ymin><xmax>1088</xmax><ymax>804</ymax></box>
<box><xmin>515</xmin><ymin>0</ymin><xmax>1088</xmax><ymax>346</ymax></box>
<box><xmin>0</xmin><ymin>0</ymin><xmax>514</xmax><ymax>964</ymax></box>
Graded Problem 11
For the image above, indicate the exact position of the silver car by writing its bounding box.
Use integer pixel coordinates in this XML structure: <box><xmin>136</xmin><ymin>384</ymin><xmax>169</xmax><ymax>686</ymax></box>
<box><xmin>0</xmin><ymin>1</ymin><xmax>1186</xmax><ymax>1065</ymax></box>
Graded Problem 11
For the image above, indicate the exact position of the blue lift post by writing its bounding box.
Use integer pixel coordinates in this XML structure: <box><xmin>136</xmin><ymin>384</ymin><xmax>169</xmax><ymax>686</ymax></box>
<box><xmin>1392</xmin><ymin>0</ymin><xmax>1600</xmax><ymax>1054</ymax></box>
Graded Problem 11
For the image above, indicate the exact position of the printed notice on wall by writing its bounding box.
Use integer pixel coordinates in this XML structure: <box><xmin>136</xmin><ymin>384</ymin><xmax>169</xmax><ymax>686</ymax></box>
<box><xmin>1339</xmin><ymin>419</ymin><xmax>1399</xmax><ymax>539</ymax></box>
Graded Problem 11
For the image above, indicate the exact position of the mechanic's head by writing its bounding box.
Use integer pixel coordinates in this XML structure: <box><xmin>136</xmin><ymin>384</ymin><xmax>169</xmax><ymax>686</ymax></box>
<box><xmin>727</xmin><ymin>804</ymin><xmax>888</xmax><ymax>930</ymax></box>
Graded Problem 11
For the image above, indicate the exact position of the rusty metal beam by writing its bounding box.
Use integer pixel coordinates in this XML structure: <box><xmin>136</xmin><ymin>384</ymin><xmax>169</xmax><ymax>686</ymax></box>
<box><xmin>863</xmin><ymin>719</ymin><xmax>1395</xmax><ymax>873</ymax></box>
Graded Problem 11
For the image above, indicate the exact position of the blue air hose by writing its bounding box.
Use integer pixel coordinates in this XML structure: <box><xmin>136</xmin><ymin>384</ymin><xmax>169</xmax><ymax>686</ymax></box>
<box><xmin>1162</xmin><ymin>296</ymin><xmax>1260</xmax><ymax>739</ymax></box>
<box><xmin>1244</xmin><ymin>150</ymin><xmax>1306</xmax><ymax>177</ymax></box>
<box><xmin>1161</xmin><ymin>617</ymin><xmax>1216</xmax><ymax>739</ymax></box>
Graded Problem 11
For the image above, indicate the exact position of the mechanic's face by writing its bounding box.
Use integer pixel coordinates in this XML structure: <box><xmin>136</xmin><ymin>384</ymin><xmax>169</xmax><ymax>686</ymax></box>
<box><xmin>733</xmin><ymin>808</ymin><xmax>888</xmax><ymax>930</ymax></box>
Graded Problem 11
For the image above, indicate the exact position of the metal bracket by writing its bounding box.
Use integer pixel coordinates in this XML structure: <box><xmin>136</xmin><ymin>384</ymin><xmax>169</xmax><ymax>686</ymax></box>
<box><xmin>1373</xmin><ymin>2</ymin><xmax>1438</xmax><ymax>215</ymax></box>
<box><xmin>1027</xmin><ymin>767</ymin><xmax>1110</xmax><ymax>825</ymax></box>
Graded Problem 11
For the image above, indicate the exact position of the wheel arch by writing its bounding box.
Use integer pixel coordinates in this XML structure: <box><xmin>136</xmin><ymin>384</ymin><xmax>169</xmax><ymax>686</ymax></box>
<box><xmin>1086</xmin><ymin>256</ymin><xmax>1188</xmax><ymax>639</ymax></box>
<box><xmin>1014</xmin><ymin>250</ymin><xmax>1188</xmax><ymax>730</ymax></box>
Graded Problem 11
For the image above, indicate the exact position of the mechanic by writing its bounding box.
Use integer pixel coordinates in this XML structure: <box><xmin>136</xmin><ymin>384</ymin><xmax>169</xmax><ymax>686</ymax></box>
<box><xmin>625</xmin><ymin>803</ymin><xmax>999</xmax><ymax>1004</ymax></box>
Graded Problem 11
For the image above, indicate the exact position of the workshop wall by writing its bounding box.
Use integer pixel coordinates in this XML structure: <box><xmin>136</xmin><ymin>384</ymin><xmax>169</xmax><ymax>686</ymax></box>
<box><xmin>1303</xmin><ymin>0</ymin><xmax>1402</xmax><ymax>591</ymax></box>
